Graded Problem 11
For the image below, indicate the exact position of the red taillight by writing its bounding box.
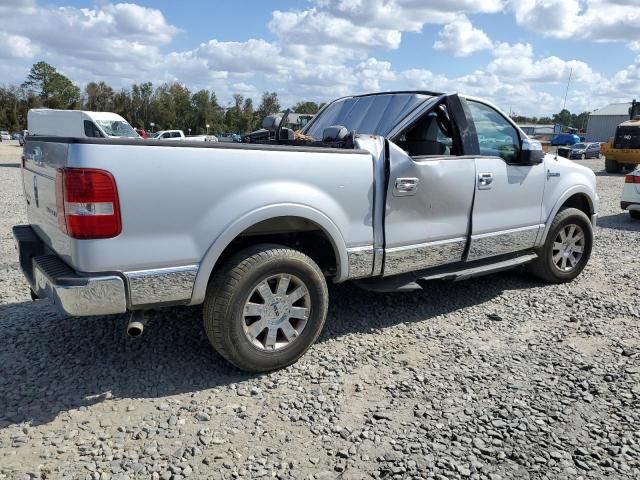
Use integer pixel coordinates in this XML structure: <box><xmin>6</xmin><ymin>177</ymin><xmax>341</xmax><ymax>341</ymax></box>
<box><xmin>625</xmin><ymin>174</ymin><xmax>640</xmax><ymax>184</ymax></box>
<box><xmin>56</xmin><ymin>168</ymin><xmax>121</xmax><ymax>239</ymax></box>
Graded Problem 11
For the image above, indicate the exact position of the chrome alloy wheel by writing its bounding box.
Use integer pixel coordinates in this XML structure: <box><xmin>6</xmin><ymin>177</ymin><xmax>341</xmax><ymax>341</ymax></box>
<box><xmin>552</xmin><ymin>224</ymin><xmax>585</xmax><ymax>272</ymax></box>
<box><xmin>242</xmin><ymin>274</ymin><xmax>311</xmax><ymax>351</ymax></box>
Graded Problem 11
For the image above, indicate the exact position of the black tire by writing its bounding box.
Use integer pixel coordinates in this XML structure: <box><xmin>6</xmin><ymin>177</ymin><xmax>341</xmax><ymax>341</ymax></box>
<box><xmin>529</xmin><ymin>208</ymin><xmax>593</xmax><ymax>283</ymax></box>
<box><xmin>203</xmin><ymin>244</ymin><xmax>328</xmax><ymax>372</ymax></box>
<box><xmin>605</xmin><ymin>158</ymin><xmax>622</xmax><ymax>173</ymax></box>
<box><xmin>630</xmin><ymin>210</ymin><xmax>640</xmax><ymax>220</ymax></box>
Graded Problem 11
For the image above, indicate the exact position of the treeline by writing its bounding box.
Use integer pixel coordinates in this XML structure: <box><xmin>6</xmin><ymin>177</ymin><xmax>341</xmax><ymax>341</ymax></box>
<box><xmin>511</xmin><ymin>109</ymin><xmax>590</xmax><ymax>131</ymax></box>
<box><xmin>0</xmin><ymin>61</ymin><xmax>323</xmax><ymax>134</ymax></box>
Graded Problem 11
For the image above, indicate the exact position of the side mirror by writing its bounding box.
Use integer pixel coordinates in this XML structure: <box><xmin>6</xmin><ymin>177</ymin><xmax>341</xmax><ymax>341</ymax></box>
<box><xmin>518</xmin><ymin>138</ymin><xmax>544</xmax><ymax>165</ymax></box>
<box><xmin>322</xmin><ymin>125</ymin><xmax>348</xmax><ymax>143</ymax></box>
<box><xmin>262</xmin><ymin>115</ymin><xmax>282</xmax><ymax>131</ymax></box>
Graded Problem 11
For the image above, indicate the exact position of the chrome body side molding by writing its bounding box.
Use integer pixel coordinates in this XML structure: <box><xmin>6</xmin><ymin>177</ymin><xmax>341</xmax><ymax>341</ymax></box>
<box><xmin>467</xmin><ymin>225</ymin><xmax>543</xmax><ymax>262</ymax></box>
<box><xmin>383</xmin><ymin>237</ymin><xmax>466</xmax><ymax>277</ymax></box>
<box><xmin>125</xmin><ymin>265</ymin><xmax>199</xmax><ymax>307</ymax></box>
<box><xmin>346</xmin><ymin>246</ymin><xmax>375</xmax><ymax>279</ymax></box>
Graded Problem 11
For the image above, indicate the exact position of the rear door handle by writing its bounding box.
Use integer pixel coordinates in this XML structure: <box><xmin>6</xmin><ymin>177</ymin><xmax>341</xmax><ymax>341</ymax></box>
<box><xmin>478</xmin><ymin>172</ymin><xmax>493</xmax><ymax>190</ymax></box>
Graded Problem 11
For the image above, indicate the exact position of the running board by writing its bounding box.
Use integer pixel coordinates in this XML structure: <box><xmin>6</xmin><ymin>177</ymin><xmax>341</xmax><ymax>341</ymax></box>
<box><xmin>418</xmin><ymin>253</ymin><xmax>538</xmax><ymax>283</ymax></box>
<box><xmin>352</xmin><ymin>252</ymin><xmax>538</xmax><ymax>292</ymax></box>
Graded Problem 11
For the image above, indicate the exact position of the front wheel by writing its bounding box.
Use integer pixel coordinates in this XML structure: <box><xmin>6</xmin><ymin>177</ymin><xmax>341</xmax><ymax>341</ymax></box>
<box><xmin>203</xmin><ymin>244</ymin><xmax>329</xmax><ymax>372</ymax></box>
<box><xmin>529</xmin><ymin>208</ymin><xmax>593</xmax><ymax>283</ymax></box>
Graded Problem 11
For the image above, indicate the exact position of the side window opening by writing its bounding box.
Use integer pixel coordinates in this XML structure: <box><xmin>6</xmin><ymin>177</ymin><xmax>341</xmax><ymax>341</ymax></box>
<box><xmin>467</xmin><ymin>101</ymin><xmax>520</xmax><ymax>163</ymax></box>
<box><xmin>395</xmin><ymin>103</ymin><xmax>459</xmax><ymax>157</ymax></box>
<box><xmin>84</xmin><ymin>120</ymin><xmax>104</xmax><ymax>138</ymax></box>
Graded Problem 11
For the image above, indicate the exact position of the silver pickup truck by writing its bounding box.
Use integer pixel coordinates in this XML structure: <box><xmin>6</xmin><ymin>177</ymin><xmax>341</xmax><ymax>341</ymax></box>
<box><xmin>14</xmin><ymin>91</ymin><xmax>598</xmax><ymax>372</ymax></box>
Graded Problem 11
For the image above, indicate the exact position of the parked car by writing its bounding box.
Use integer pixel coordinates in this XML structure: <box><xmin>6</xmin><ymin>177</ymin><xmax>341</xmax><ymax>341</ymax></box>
<box><xmin>621</xmin><ymin>168</ymin><xmax>640</xmax><ymax>219</ymax></box>
<box><xmin>569</xmin><ymin>142</ymin><xmax>601</xmax><ymax>160</ymax></box>
<box><xmin>551</xmin><ymin>133</ymin><xmax>580</xmax><ymax>146</ymax></box>
<box><xmin>152</xmin><ymin>130</ymin><xmax>185</xmax><ymax>140</ymax></box>
<box><xmin>0</xmin><ymin>130</ymin><xmax>10</xmax><ymax>141</ymax></box>
<box><xmin>14</xmin><ymin>91</ymin><xmax>598</xmax><ymax>372</ymax></box>
<box><xmin>28</xmin><ymin>109</ymin><xmax>140</xmax><ymax>139</ymax></box>
<box><xmin>218</xmin><ymin>132</ymin><xmax>241</xmax><ymax>142</ymax></box>
<box><xmin>11</xmin><ymin>133</ymin><xmax>21</xmax><ymax>140</ymax></box>
<box><xmin>186</xmin><ymin>135</ymin><xmax>218</xmax><ymax>142</ymax></box>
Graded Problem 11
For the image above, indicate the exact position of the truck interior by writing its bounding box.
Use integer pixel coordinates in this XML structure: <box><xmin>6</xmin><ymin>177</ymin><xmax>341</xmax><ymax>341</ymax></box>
<box><xmin>393</xmin><ymin>104</ymin><xmax>458</xmax><ymax>157</ymax></box>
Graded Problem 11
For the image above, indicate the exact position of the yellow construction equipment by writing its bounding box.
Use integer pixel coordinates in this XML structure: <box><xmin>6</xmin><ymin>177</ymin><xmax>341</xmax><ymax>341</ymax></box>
<box><xmin>602</xmin><ymin>100</ymin><xmax>640</xmax><ymax>173</ymax></box>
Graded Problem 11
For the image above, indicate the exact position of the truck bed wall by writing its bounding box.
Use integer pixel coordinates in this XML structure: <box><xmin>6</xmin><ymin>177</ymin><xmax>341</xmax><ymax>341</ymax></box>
<box><xmin>52</xmin><ymin>140</ymin><xmax>375</xmax><ymax>277</ymax></box>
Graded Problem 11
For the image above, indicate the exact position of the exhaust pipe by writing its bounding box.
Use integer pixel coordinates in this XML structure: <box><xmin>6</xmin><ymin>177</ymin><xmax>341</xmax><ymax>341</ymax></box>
<box><xmin>127</xmin><ymin>311</ymin><xmax>147</xmax><ymax>337</ymax></box>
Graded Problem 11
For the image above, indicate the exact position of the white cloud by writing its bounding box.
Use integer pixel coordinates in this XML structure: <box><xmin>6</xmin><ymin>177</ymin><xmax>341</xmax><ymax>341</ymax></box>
<box><xmin>433</xmin><ymin>16</ymin><xmax>492</xmax><ymax>57</ymax></box>
<box><xmin>510</xmin><ymin>0</ymin><xmax>640</xmax><ymax>49</ymax></box>
<box><xmin>0</xmin><ymin>0</ymin><xmax>637</xmax><ymax>117</ymax></box>
<box><xmin>269</xmin><ymin>9</ymin><xmax>402</xmax><ymax>50</ymax></box>
<box><xmin>488</xmin><ymin>42</ymin><xmax>599</xmax><ymax>85</ymax></box>
<box><xmin>0</xmin><ymin>32</ymin><xmax>39</xmax><ymax>59</ymax></box>
<box><xmin>355</xmin><ymin>58</ymin><xmax>396</xmax><ymax>90</ymax></box>
<box><xmin>0</xmin><ymin>2</ymin><xmax>178</xmax><ymax>64</ymax></box>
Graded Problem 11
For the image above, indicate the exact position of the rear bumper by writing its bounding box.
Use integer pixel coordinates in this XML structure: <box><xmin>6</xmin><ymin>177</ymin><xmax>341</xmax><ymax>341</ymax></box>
<box><xmin>621</xmin><ymin>201</ymin><xmax>640</xmax><ymax>211</ymax></box>
<box><xmin>13</xmin><ymin>225</ymin><xmax>127</xmax><ymax>316</ymax></box>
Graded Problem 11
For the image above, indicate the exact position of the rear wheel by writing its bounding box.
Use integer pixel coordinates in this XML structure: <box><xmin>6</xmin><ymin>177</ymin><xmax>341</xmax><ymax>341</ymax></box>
<box><xmin>605</xmin><ymin>158</ymin><xmax>622</xmax><ymax>173</ymax></box>
<box><xmin>630</xmin><ymin>210</ymin><xmax>640</xmax><ymax>220</ymax></box>
<box><xmin>529</xmin><ymin>208</ymin><xmax>593</xmax><ymax>283</ymax></box>
<box><xmin>203</xmin><ymin>244</ymin><xmax>329</xmax><ymax>372</ymax></box>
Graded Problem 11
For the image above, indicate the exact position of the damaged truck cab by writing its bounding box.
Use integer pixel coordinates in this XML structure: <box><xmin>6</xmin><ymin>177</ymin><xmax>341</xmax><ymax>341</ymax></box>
<box><xmin>15</xmin><ymin>91</ymin><xmax>598</xmax><ymax>371</ymax></box>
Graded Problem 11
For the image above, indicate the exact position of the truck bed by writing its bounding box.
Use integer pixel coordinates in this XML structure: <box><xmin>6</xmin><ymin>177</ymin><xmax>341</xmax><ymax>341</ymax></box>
<box><xmin>22</xmin><ymin>137</ymin><xmax>375</xmax><ymax>274</ymax></box>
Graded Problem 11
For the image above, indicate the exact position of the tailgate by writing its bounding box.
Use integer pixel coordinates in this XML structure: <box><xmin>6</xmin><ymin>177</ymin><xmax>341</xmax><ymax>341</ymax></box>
<box><xmin>22</xmin><ymin>139</ymin><xmax>72</xmax><ymax>259</ymax></box>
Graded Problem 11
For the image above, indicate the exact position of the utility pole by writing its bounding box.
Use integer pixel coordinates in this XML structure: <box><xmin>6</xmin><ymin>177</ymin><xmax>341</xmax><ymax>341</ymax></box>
<box><xmin>562</xmin><ymin>67</ymin><xmax>573</xmax><ymax>112</ymax></box>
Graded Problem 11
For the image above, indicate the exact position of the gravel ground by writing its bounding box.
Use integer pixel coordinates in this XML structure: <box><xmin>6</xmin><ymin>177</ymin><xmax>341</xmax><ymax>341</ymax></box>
<box><xmin>0</xmin><ymin>143</ymin><xmax>638</xmax><ymax>480</ymax></box>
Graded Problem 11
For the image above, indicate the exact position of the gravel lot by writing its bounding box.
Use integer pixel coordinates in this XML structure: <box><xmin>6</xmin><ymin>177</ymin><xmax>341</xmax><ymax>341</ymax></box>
<box><xmin>0</xmin><ymin>142</ymin><xmax>638</xmax><ymax>480</ymax></box>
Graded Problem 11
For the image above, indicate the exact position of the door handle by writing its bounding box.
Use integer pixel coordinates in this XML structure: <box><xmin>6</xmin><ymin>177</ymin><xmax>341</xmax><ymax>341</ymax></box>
<box><xmin>478</xmin><ymin>172</ymin><xmax>493</xmax><ymax>190</ymax></box>
<box><xmin>393</xmin><ymin>177</ymin><xmax>419</xmax><ymax>196</ymax></box>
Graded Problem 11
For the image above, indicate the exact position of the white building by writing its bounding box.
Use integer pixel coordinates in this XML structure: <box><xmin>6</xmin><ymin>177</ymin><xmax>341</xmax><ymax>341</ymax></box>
<box><xmin>585</xmin><ymin>102</ymin><xmax>631</xmax><ymax>142</ymax></box>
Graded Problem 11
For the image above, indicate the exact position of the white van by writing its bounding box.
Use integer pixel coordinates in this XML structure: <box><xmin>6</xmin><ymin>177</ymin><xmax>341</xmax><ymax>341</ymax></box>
<box><xmin>27</xmin><ymin>109</ymin><xmax>140</xmax><ymax>139</ymax></box>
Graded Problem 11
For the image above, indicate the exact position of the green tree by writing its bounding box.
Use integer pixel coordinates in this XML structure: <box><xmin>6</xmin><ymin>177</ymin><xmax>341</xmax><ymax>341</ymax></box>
<box><xmin>291</xmin><ymin>101</ymin><xmax>320</xmax><ymax>114</ymax></box>
<box><xmin>256</xmin><ymin>91</ymin><xmax>280</xmax><ymax>123</ymax></box>
<box><xmin>241</xmin><ymin>97</ymin><xmax>255</xmax><ymax>133</ymax></box>
<box><xmin>22</xmin><ymin>61</ymin><xmax>80</xmax><ymax>109</ymax></box>
<box><xmin>84</xmin><ymin>81</ymin><xmax>114</xmax><ymax>111</ymax></box>
<box><xmin>190</xmin><ymin>89</ymin><xmax>212</xmax><ymax>134</ymax></box>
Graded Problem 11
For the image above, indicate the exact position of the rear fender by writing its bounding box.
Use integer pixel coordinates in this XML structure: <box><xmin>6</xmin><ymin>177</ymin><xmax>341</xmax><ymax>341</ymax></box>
<box><xmin>189</xmin><ymin>204</ymin><xmax>348</xmax><ymax>305</ymax></box>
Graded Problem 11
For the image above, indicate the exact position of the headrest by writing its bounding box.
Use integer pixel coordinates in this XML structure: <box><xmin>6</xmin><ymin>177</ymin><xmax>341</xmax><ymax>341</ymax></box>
<box><xmin>262</xmin><ymin>115</ymin><xmax>282</xmax><ymax>131</ymax></box>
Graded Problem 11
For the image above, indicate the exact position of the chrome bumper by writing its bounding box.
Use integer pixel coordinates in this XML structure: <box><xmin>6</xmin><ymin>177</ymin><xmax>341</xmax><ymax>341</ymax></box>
<box><xmin>13</xmin><ymin>225</ymin><xmax>127</xmax><ymax>316</ymax></box>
